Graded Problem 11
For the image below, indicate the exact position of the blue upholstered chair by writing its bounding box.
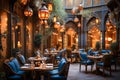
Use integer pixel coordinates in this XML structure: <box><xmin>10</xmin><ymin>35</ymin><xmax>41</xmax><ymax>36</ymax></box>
<box><xmin>96</xmin><ymin>54</ymin><xmax>112</xmax><ymax>76</ymax></box>
<box><xmin>49</xmin><ymin>61</ymin><xmax>70</xmax><ymax>80</ymax></box>
<box><xmin>48</xmin><ymin>58</ymin><xmax>67</xmax><ymax>75</ymax></box>
<box><xmin>17</xmin><ymin>54</ymin><xmax>26</xmax><ymax>66</ymax></box>
<box><xmin>55</xmin><ymin>49</ymin><xmax>66</xmax><ymax>61</ymax></box>
<box><xmin>79</xmin><ymin>52</ymin><xmax>94</xmax><ymax>72</ymax></box>
<box><xmin>3</xmin><ymin>59</ymin><xmax>26</xmax><ymax>80</ymax></box>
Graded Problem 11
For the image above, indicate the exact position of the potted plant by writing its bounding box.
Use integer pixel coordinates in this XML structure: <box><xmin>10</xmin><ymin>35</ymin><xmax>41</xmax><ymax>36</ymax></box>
<box><xmin>34</xmin><ymin>33</ymin><xmax>42</xmax><ymax>49</ymax></box>
<box><xmin>33</xmin><ymin>33</ymin><xmax>42</xmax><ymax>57</ymax></box>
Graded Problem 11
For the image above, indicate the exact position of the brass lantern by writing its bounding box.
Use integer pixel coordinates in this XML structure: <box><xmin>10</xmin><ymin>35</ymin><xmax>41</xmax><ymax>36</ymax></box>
<box><xmin>38</xmin><ymin>2</ymin><xmax>49</xmax><ymax>20</ymax></box>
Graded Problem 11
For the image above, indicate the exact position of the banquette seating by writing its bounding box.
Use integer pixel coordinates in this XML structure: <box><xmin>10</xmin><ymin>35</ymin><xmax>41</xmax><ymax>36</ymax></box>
<box><xmin>3</xmin><ymin>58</ymin><xmax>26</xmax><ymax>80</ymax></box>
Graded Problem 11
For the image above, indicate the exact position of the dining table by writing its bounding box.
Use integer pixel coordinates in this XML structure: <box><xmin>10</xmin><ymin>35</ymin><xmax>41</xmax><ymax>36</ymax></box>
<box><xmin>20</xmin><ymin>63</ymin><xmax>54</xmax><ymax>80</ymax></box>
<box><xmin>87</xmin><ymin>55</ymin><xmax>104</xmax><ymax>74</ymax></box>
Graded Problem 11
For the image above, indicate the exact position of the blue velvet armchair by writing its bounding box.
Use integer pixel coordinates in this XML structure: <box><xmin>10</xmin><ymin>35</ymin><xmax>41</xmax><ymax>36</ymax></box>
<box><xmin>47</xmin><ymin>58</ymin><xmax>70</xmax><ymax>80</ymax></box>
<box><xmin>79</xmin><ymin>52</ymin><xmax>94</xmax><ymax>73</ymax></box>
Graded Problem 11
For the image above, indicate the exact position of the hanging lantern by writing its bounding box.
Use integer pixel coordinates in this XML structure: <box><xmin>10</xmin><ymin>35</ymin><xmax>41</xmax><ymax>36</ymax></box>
<box><xmin>48</xmin><ymin>3</ymin><xmax>52</xmax><ymax>12</ymax></box>
<box><xmin>74</xmin><ymin>16</ymin><xmax>79</xmax><ymax>22</ymax></box>
<box><xmin>38</xmin><ymin>2</ymin><xmax>49</xmax><ymax>20</ymax></box>
<box><xmin>24</xmin><ymin>5</ymin><xmax>33</xmax><ymax>17</ymax></box>
<box><xmin>78</xmin><ymin>3</ymin><xmax>83</xmax><ymax>11</ymax></box>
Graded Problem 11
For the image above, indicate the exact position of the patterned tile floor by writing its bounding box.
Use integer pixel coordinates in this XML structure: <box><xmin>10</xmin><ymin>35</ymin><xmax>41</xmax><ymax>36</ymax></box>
<box><xmin>67</xmin><ymin>63</ymin><xmax>120</xmax><ymax>80</ymax></box>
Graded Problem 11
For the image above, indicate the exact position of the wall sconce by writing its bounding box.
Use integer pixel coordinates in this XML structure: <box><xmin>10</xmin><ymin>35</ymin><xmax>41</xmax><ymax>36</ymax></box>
<box><xmin>17</xmin><ymin>41</ymin><xmax>22</xmax><ymax>48</ymax></box>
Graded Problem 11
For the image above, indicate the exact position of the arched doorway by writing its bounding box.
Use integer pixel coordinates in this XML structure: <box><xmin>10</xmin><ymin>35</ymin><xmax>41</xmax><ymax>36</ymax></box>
<box><xmin>65</xmin><ymin>21</ymin><xmax>78</xmax><ymax>49</ymax></box>
<box><xmin>88</xmin><ymin>26</ymin><xmax>101</xmax><ymax>49</ymax></box>
<box><xmin>105</xmin><ymin>15</ymin><xmax>116</xmax><ymax>49</ymax></box>
<box><xmin>87</xmin><ymin>17</ymin><xmax>101</xmax><ymax>49</ymax></box>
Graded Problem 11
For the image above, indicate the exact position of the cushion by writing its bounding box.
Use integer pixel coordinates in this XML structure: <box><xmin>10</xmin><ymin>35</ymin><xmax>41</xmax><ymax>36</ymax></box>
<box><xmin>8</xmin><ymin>75</ymin><xmax>22</xmax><ymax>80</ymax></box>
<box><xmin>50</xmin><ymin>74</ymin><xmax>66</xmax><ymax>80</ymax></box>
<box><xmin>12</xmin><ymin>58</ymin><xmax>20</xmax><ymax>72</ymax></box>
<box><xmin>8</xmin><ymin>61</ymin><xmax>18</xmax><ymax>73</ymax></box>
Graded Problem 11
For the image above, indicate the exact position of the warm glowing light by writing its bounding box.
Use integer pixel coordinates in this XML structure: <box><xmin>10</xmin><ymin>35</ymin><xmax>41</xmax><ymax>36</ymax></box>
<box><xmin>38</xmin><ymin>2</ymin><xmax>49</xmax><ymax>20</ymax></box>
<box><xmin>54</xmin><ymin>22</ymin><xmax>60</xmax><ymax>29</ymax></box>
<box><xmin>78</xmin><ymin>3</ymin><xmax>83</xmax><ymax>10</ymax></box>
<box><xmin>96</xmin><ymin>18</ymin><xmax>99</xmax><ymax>24</ymax></box>
<box><xmin>74</xmin><ymin>16</ymin><xmax>79</xmax><ymax>22</ymax></box>
<box><xmin>48</xmin><ymin>3</ymin><xmax>52</xmax><ymax>12</ymax></box>
<box><xmin>20</xmin><ymin>0</ymin><xmax>27</xmax><ymax>5</ymax></box>
<box><xmin>108</xmin><ymin>37</ymin><xmax>112</xmax><ymax>41</ymax></box>
<box><xmin>78</xmin><ymin>22</ymin><xmax>81</xmax><ymax>27</ymax></box>
<box><xmin>24</xmin><ymin>5</ymin><xmax>33</xmax><ymax>17</ymax></box>
<box><xmin>17</xmin><ymin>41</ymin><xmax>22</xmax><ymax>48</ymax></box>
<box><xmin>53</xmin><ymin>16</ymin><xmax>57</xmax><ymax>22</ymax></box>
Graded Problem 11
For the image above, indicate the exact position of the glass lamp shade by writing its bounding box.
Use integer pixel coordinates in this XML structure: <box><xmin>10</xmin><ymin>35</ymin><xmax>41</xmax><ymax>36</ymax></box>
<box><xmin>38</xmin><ymin>3</ymin><xmax>49</xmax><ymax>20</ymax></box>
<box><xmin>24</xmin><ymin>5</ymin><xmax>33</xmax><ymax>17</ymax></box>
<box><xmin>48</xmin><ymin>3</ymin><xmax>52</xmax><ymax>12</ymax></box>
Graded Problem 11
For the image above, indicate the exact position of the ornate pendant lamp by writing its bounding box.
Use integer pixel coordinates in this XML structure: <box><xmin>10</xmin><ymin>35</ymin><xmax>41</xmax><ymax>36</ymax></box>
<box><xmin>20</xmin><ymin>0</ymin><xmax>27</xmax><ymax>5</ymax></box>
<box><xmin>38</xmin><ymin>2</ymin><xmax>49</xmax><ymax>20</ymax></box>
<box><xmin>24</xmin><ymin>5</ymin><xmax>33</xmax><ymax>17</ymax></box>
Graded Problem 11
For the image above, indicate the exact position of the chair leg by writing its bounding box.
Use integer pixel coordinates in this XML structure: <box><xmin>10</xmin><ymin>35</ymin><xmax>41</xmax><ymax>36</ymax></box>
<box><xmin>115</xmin><ymin>63</ymin><xmax>117</xmax><ymax>71</ymax></box>
<box><xmin>79</xmin><ymin>64</ymin><xmax>81</xmax><ymax>72</ymax></box>
<box><xmin>91</xmin><ymin>65</ymin><xmax>93</xmax><ymax>72</ymax></box>
<box><xmin>110</xmin><ymin>67</ymin><xmax>112</xmax><ymax>76</ymax></box>
<box><xmin>85</xmin><ymin>65</ymin><xmax>87</xmax><ymax>73</ymax></box>
<box><xmin>103</xmin><ymin>68</ymin><xmax>105</xmax><ymax>76</ymax></box>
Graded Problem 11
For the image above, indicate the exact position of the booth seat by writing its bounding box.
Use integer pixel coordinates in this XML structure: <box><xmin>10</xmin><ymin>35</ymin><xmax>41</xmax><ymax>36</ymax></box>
<box><xmin>3</xmin><ymin>58</ymin><xmax>26</xmax><ymax>80</ymax></box>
